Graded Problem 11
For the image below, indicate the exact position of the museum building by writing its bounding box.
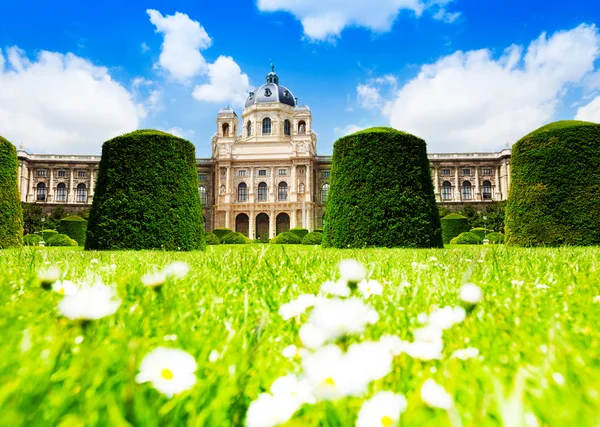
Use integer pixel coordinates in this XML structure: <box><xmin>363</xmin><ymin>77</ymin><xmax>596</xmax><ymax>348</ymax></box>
<box><xmin>16</xmin><ymin>68</ymin><xmax>512</xmax><ymax>240</ymax></box>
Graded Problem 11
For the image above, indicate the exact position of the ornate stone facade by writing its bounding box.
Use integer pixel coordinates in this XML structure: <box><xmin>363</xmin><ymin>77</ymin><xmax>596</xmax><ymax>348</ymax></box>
<box><xmin>16</xmin><ymin>68</ymin><xmax>512</xmax><ymax>238</ymax></box>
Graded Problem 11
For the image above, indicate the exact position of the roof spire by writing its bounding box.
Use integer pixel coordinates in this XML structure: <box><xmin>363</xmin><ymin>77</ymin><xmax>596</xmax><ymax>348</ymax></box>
<box><xmin>270</xmin><ymin>60</ymin><xmax>275</xmax><ymax>72</ymax></box>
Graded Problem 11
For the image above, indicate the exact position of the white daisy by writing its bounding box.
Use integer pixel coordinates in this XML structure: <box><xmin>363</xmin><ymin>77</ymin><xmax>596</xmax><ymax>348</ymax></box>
<box><xmin>52</xmin><ymin>280</ymin><xmax>78</xmax><ymax>296</ymax></box>
<box><xmin>141</xmin><ymin>271</ymin><xmax>167</xmax><ymax>289</ymax></box>
<box><xmin>38</xmin><ymin>266</ymin><xmax>61</xmax><ymax>289</ymax></box>
<box><xmin>338</xmin><ymin>259</ymin><xmax>366</xmax><ymax>284</ymax></box>
<box><xmin>451</xmin><ymin>347</ymin><xmax>479</xmax><ymax>360</ymax></box>
<box><xmin>356</xmin><ymin>391</ymin><xmax>408</xmax><ymax>427</ymax></box>
<box><xmin>136</xmin><ymin>347</ymin><xmax>197</xmax><ymax>398</ymax></box>
<box><xmin>459</xmin><ymin>283</ymin><xmax>483</xmax><ymax>306</ymax></box>
<box><xmin>358</xmin><ymin>280</ymin><xmax>383</xmax><ymax>298</ymax></box>
<box><xmin>58</xmin><ymin>282</ymin><xmax>121</xmax><ymax>321</ymax></box>
<box><xmin>421</xmin><ymin>378</ymin><xmax>453</xmax><ymax>410</ymax></box>
<box><xmin>163</xmin><ymin>262</ymin><xmax>190</xmax><ymax>279</ymax></box>
<box><xmin>320</xmin><ymin>279</ymin><xmax>351</xmax><ymax>297</ymax></box>
<box><xmin>306</xmin><ymin>298</ymin><xmax>379</xmax><ymax>343</ymax></box>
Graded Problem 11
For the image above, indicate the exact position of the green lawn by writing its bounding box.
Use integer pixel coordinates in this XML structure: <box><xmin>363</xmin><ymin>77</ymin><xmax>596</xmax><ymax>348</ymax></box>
<box><xmin>1</xmin><ymin>245</ymin><xmax>599</xmax><ymax>426</ymax></box>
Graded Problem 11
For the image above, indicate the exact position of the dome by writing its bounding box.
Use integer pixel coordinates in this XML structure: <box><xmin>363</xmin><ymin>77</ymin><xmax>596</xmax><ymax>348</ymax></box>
<box><xmin>245</xmin><ymin>66</ymin><xmax>296</xmax><ymax>108</ymax></box>
<box><xmin>218</xmin><ymin>106</ymin><xmax>236</xmax><ymax>115</ymax></box>
<box><xmin>295</xmin><ymin>105</ymin><xmax>310</xmax><ymax>112</ymax></box>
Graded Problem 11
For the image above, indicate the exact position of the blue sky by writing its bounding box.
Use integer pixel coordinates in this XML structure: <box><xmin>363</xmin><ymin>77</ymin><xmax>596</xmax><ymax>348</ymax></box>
<box><xmin>1</xmin><ymin>0</ymin><xmax>599</xmax><ymax>157</ymax></box>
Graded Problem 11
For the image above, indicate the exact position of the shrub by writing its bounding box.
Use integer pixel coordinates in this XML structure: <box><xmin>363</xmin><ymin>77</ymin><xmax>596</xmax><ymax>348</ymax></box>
<box><xmin>486</xmin><ymin>232</ymin><xmax>505</xmax><ymax>244</ymax></box>
<box><xmin>23</xmin><ymin>234</ymin><xmax>42</xmax><ymax>246</ymax></box>
<box><xmin>505</xmin><ymin>120</ymin><xmax>600</xmax><ymax>246</ymax></box>
<box><xmin>441</xmin><ymin>214</ymin><xmax>470</xmax><ymax>244</ymax></box>
<box><xmin>0</xmin><ymin>136</ymin><xmax>23</xmax><ymax>248</ymax></box>
<box><xmin>313</xmin><ymin>228</ymin><xmax>323</xmax><ymax>234</ymax></box>
<box><xmin>213</xmin><ymin>228</ymin><xmax>233</xmax><ymax>242</ymax></box>
<box><xmin>205</xmin><ymin>232</ymin><xmax>220</xmax><ymax>245</ymax></box>
<box><xmin>302</xmin><ymin>232</ymin><xmax>323</xmax><ymax>245</ymax></box>
<box><xmin>289</xmin><ymin>228</ymin><xmax>309</xmax><ymax>240</ymax></box>
<box><xmin>85</xmin><ymin>130</ymin><xmax>205</xmax><ymax>251</ymax></box>
<box><xmin>58</xmin><ymin>216</ymin><xmax>87</xmax><ymax>246</ymax></box>
<box><xmin>271</xmin><ymin>231</ymin><xmax>302</xmax><ymax>245</ymax></box>
<box><xmin>470</xmin><ymin>227</ymin><xmax>489</xmax><ymax>241</ymax></box>
<box><xmin>450</xmin><ymin>232</ymin><xmax>483</xmax><ymax>245</ymax></box>
<box><xmin>323</xmin><ymin>127</ymin><xmax>442</xmax><ymax>248</ymax></box>
<box><xmin>41</xmin><ymin>230</ymin><xmax>58</xmax><ymax>242</ymax></box>
<box><xmin>48</xmin><ymin>234</ymin><xmax>77</xmax><ymax>247</ymax></box>
<box><xmin>221</xmin><ymin>232</ymin><xmax>251</xmax><ymax>245</ymax></box>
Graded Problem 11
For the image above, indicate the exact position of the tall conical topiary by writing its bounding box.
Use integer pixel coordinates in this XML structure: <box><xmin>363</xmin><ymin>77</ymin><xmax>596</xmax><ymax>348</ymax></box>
<box><xmin>323</xmin><ymin>127</ymin><xmax>443</xmax><ymax>248</ymax></box>
<box><xmin>505</xmin><ymin>120</ymin><xmax>600</xmax><ymax>246</ymax></box>
<box><xmin>85</xmin><ymin>130</ymin><xmax>205</xmax><ymax>251</ymax></box>
<box><xmin>0</xmin><ymin>136</ymin><xmax>24</xmax><ymax>249</ymax></box>
<box><xmin>441</xmin><ymin>214</ymin><xmax>470</xmax><ymax>244</ymax></box>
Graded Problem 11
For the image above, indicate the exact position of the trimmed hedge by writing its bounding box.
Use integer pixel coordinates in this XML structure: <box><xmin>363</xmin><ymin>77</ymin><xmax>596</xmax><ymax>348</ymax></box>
<box><xmin>48</xmin><ymin>233</ymin><xmax>77</xmax><ymax>247</ymax></box>
<box><xmin>441</xmin><ymin>214</ymin><xmax>470</xmax><ymax>244</ymax></box>
<box><xmin>58</xmin><ymin>216</ymin><xmax>87</xmax><ymax>246</ymax></box>
<box><xmin>85</xmin><ymin>130</ymin><xmax>205</xmax><ymax>251</ymax></box>
<box><xmin>487</xmin><ymin>232</ymin><xmax>505</xmax><ymax>244</ymax></box>
<box><xmin>470</xmin><ymin>227</ymin><xmax>489</xmax><ymax>241</ymax></box>
<box><xmin>42</xmin><ymin>230</ymin><xmax>58</xmax><ymax>242</ymax></box>
<box><xmin>221</xmin><ymin>232</ymin><xmax>251</xmax><ymax>245</ymax></box>
<box><xmin>205</xmin><ymin>232</ymin><xmax>220</xmax><ymax>245</ymax></box>
<box><xmin>505</xmin><ymin>120</ymin><xmax>600</xmax><ymax>246</ymax></box>
<box><xmin>24</xmin><ymin>234</ymin><xmax>42</xmax><ymax>246</ymax></box>
<box><xmin>450</xmin><ymin>232</ymin><xmax>483</xmax><ymax>245</ymax></box>
<box><xmin>271</xmin><ymin>231</ymin><xmax>302</xmax><ymax>245</ymax></box>
<box><xmin>0</xmin><ymin>136</ymin><xmax>23</xmax><ymax>248</ymax></box>
<box><xmin>289</xmin><ymin>228</ymin><xmax>309</xmax><ymax>240</ymax></box>
<box><xmin>313</xmin><ymin>228</ymin><xmax>323</xmax><ymax>234</ymax></box>
<box><xmin>323</xmin><ymin>127</ymin><xmax>442</xmax><ymax>248</ymax></box>
<box><xmin>302</xmin><ymin>232</ymin><xmax>323</xmax><ymax>245</ymax></box>
<box><xmin>213</xmin><ymin>228</ymin><xmax>233</xmax><ymax>242</ymax></box>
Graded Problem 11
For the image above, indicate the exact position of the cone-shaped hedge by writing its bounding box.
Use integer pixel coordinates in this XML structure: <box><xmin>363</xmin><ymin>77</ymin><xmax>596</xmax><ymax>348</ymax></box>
<box><xmin>58</xmin><ymin>215</ymin><xmax>87</xmax><ymax>246</ymax></box>
<box><xmin>441</xmin><ymin>214</ymin><xmax>470</xmax><ymax>244</ymax></box>
<box><xmin>85</xmin><ymin>130</ymin><xmax>205</xmax><ymax>251</ymax></box>
<box><xmin>322</xmin><ymin>127</ymin><xmax>443</xmax><ymax>248</ymax></box>
<box><xmin>0</xmin><ymin>136</ymin><xmax>23</xmax><ymax>249</ymax></box>
<box><xmin>505</xmin><ymin>120</ymin><xmax>600</xmax><ymax>246</ymax></box>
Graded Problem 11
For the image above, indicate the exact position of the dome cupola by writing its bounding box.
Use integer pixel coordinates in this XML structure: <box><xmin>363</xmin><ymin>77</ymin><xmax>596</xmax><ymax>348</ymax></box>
<box><xmin>245</xmin><ymin>63</ymin><xmax>296</xmax><ymax>108</ymax></box>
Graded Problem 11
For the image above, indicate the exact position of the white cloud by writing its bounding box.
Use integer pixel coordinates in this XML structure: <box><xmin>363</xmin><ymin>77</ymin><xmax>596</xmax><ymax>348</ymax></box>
<box><xmin>147</xmin><ymin>9</ymin><xmax>211</xmax><ymax>81</ymax></box>
<box><xmin>141</xmin><ymin>42</ymin><xmax>150</xmax><ymax>53</ymax></box>
<box><xmin>382</xmin><ymin>24</ymin><xmax>600</xmax><ymax>152</ymax></box>
<box><xmin>192</xmin><ymin>56</ymin><xmax>251</xmax><ymax>107</ymax></box>
<box><xmin>357</xmin><ymin>75</ymin><xmax>397</xmax><ymax>114</ymax></box>
<box><xmin>256</xmin><ymin>0</ymin><xmax>458</xmax><ymax>41</ymax></box>
<box><xmin>162</xmin><ymin>127</ymin><xmax>196</xmax><ymax>139</ymax></box>
<box><xmin>0</xmin><ymin>47</ymin><xmax>141</xmax><ymax>154</ymax></box>
<box><xmin>334</xmin><ymin>124</ymin><xmax>363</xmax><ymax>137</ymax></box>
<box><xmin>575</xmin><ymin>96</ymin><xmax>600</xmax><ymax>122</ymax></box>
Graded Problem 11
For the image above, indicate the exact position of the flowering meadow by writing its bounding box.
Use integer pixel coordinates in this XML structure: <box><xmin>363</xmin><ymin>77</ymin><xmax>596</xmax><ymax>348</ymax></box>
<box><xmin>1</xmin><ymin>245</ymin><xmax>599</xmax><ymax>426</ymax></box>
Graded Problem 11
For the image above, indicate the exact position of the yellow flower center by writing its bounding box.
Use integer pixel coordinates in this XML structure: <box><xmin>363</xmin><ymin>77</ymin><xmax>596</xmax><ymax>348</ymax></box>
<box><xmin>381</xmin><ymin>416</ymin><xmax>394</xmax><ymax>427</ymax></box>
<box><xmin>322</xmin><ymin>377</ymin><xmax>336</xmax><ymax>387</ymax></box>
<box><xmin>59</xmin><ymin>288</ymin><xmax>65</xmax><ymax>295</ymax></box>
<box><xmin>161</xmin><ymin>368</ymin><xmax>174</xmax><ymax>380</ymax></box>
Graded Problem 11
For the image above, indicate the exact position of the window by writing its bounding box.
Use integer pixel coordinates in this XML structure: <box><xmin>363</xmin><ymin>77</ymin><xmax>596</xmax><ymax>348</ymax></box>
<box><xmin>278</xmin><ymin>182</ymin><xmax>288</xmax><ymax>201</ymax></box>
<box><xmin>37</xmin><ymin>169</ymin><xmax>46</xmax><ymax>177</ymax></box>
<box><xmin>483</xmin><ymin>180</ymin><xmax>492</xmax><ymax>199</ymax></box>
<box><xmin>199</xmin><ymin>186</ymin><xmax>207</xmax><ymax>205</ymax></box>
<box><xmin>298</xmin><ymin>120</ymin><xmax>306</xmax><ymax>134</ymax></box>
<box><xmin>76</xmin><ymin>183</ymin><xmax>87</xmax><ymax>202</ymax></box>
<box><xmin>238</xmin><ymin>182</ymin><xmax>248</xmax><ymax>202</ymax></box>
<box><xmin>56</xmin><ymin>183</ymin><xmax>67</xmax><ymax>202</ymax></box>
<box><xmin>36</xmin><ymin>182</ymin><xmax>46</xmax><ymax>201</ymax></box>
<box><xmin>278</xmin><ymin>169</ymin><xmax>287</xmax><ymax>176</ymax></box>
<box><xmin>441</xmin><ymin>168</ymin><xmax>451</xmax><ymax>176</ymax></box>
<box><xmin>482</xmin><ymin>168</ymin><xmax>491</xmax><ymax>175</ymax></box>
<box><xmin>264</xmin><ymin>88</ymin><xmax>272</xmax><ymax>97</ymax></box>
<box><xmin>222</xmin><ymin>123</ymin><xmax>230</xmax><ymax>137</ymax></box>
<box><xmin>322</xmin><ymin>170</ymin><xmax>330</xmax><ymax>178</ymax></box>
<box><xmin>321</xmin><ymin>183</ymin><xmax>330</xmax><ymax>203</ymax></box>
<box><xmin>284</xmin><ymin>119</ymin><xmax>291</xmax><ymax>136</ymax></box>
<box><xmin>238</xmin><ymin>170</ymin><xmax>247</xmax><ymax>177</ymax></box>
<box><xmin>236</xmin><ymin>214</ymin><xmax>249</xmax><ymax>237</ymax></box>
<box><xmin>462</xmin><ymin>168</ymin><xmax>471</xmax><ymax>176</ymax></box>
<box><xmin>198</xmin><ymin>173</ymin><xmax>207</xmax><ymax>181</ymax></box>
<box><xmin>78</xmin><ymin>170</ymin><xmax>87</xmax><ymax>178</ymax></box>
<box><xmin>57</xmin><ymin>170</ymin><xmax>67</xmax><ymax>178</ymax></box>
<box><xmin>247</xmin><ymin>121</ymin><xmax>252</xmax><ymax>137</ymax></box>
<box><xmin>262</xmin><ymin>117</ymin><xmax>272</xmax><ymax>135</ymax></box>
<box><xmin>276</xmin><ymin>213</ymin><xmax>290</xmax><ymax>235</ymax></box>
<box><xmin>258</xmin><ymin>169</ymin><xmax>267</xmax><ymax>176</ymax></box>
<box><xmin>258</xmin><ymin>182</ymin><xmax>268</xmax><ymax>201</ymax></box>
<box><xmin>461</xmin><ymin>181</ymin><xmax>472</xmax><ymax>200</ymax></box>
<box><xmin>442</xmin><ymin>181</ymin><xmax>452</xmax><ymax>200</ymax></box>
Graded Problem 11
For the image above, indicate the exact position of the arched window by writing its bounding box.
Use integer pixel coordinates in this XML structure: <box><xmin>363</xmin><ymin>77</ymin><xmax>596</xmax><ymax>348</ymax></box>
<box><xmin>56</xmin><ymin>183</ymin><xmax>67</xmax><ymax>202</ymax></box>
<box><xmin>247</xmin><ymin>121</ymin><xmax>252</xmax><ymax>137</ymax></box>
<box><xmin>321</xmin><ymin>183</ymin><xmax>330</xmax><ymax>203</ymax></box>
<box><xmin>222</xmin><ymin>123</ymin><xmax>230</xmax><ymax>137</ymax></box>
<box><xmin>257</xmin><ymin>182</ymin><xmax>268</xmax><ymax>201</ymax></box>
<box><xmin>276</xmin><ymin>213</ymin><xmax>290</xmax><ymax>235</ymax></box>
<box><xmin>77</xmin><ymin>183</ymin><xmax>87</xmax><ymax>202</ymax></box>
<box><xmin>284</xmin><ymin>119</ymin><xmax>291</xmax><ymax>136</ymax></box>
<box><xmin>441</xmin><ymin>181</ymin><xmax>452</xmax><ymax>200</ymax></box>
<box><xmin>278</xmin><ymin>182</ymin><xmax>288</xmax><ymax>201</ymax></box>
<box><xmin>482</xmin><ymin>180</ymin><xmax>492</xmax><ymax>199</ymax></box>
<box><xmin>461</xmin><ymin>181</ymin><xmax>472</xmax><ymax>200</ymax></box>
<box><xmin>236</xmin><ymin>214</ymin><xmax>250</xmax><ymax>237</ymax></box>
<box><xmin>238</xmin><ymin>182</ymin><xmax>248</xmax><ymax>202</ymax></box>
<box><xmin>199</xmin><ymin>186</ymin><xmax>207</xmax><ymax>205</ymax></box>
<box><xmin>262</xmin><ymin>117</ymin><xmax>272</xmax><ymax>135</ymax></box>
<box><xmin>36</xmin><ymin>182</ymin><xmax>46</xmax><ymax>201</ymax></box>
<box><xmin>298</xmin><ymin>120</ymin><xmax>306</xmax><ymax>134</ymax></box>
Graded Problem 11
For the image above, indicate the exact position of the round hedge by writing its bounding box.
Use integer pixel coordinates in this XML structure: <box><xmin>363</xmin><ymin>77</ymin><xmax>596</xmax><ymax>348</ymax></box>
<box><xmin>450</xmin><ymin>232</ymin><xmax>482</xmax><ymax>245</ymax></box>
<box><xmin>289</xmin><ymin>228</ymin><xmax>309</xmax><ymax>240</ymax></box>
<box><xmin>470</xmin><ymin>227</ymin><xmax>489</xmax><ymax>241</ymax></box>
<box><xmin>24</xmin><ymin>234</ymin><xmax>42</xmax><ymax>246</ymax></box>
<box><xmin>302</xmin><ymin>231</ymin><xmax>323</xmax><ymax>245</ymax></box>
<box><xmin>322</xmin><ymin>127</ymin><xmax>442</xmax><ymax>248</ymax></box>
<box><xmin>505</xmin><ymin>120</ymin><xmax>600</xmax><ymax>246</ymax></box>
<box><xmin>85</xmin><ymin>130</ymin><xmax>205</xmax><ymax>251</ymax></box>
<box><xmin>0</xmin><ymin>136</ymin><xmax>23</xmax><ymax>249</ymax></box>
<box><xmin>271</xmin><ymin>231</ymin><xmax>302</xmax><ymax>245</ymax></box>
<box><xmin>213</xmin><ymin>228</ymin><xmax>233</xmax><ymax>242</ymax></box>
<box><xmin>41</xmin><ymin>230</ymin><xmax>58</xmax><ymax>242</ymax></box>
<box><xmin>48</xmin><ymin>233</ymin><xmax>77</xmax><ymax>247</ymax></box>
<box><xmin>58</xmin><ymin>216</ymin><xmax>87</xmax><ymax>246</ymax></box>
<box><xmin>441</xmin><ymin>214</ymin><xmax>470</xmax><ymax>244</ymax></box>
<box><xmin>205</xmin><ymin>232</ymin><xmax>220</xmax><ymax>245</ymax></box>
<box><xmin>221</xmin><ymin>232</ymin><xmax>251</xmax><ymax>244</ymax></box>
<box><xmin>486</xmin><ymin>232</ymin><xmax>505</xmax><ymax>244</ymax></box>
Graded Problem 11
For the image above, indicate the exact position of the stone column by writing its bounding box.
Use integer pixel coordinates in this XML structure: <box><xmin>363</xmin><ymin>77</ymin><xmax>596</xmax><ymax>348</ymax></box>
<box><xmin>68</xmin><ymin>168</ymin><xmax>74</xmax><ymax>203</ymax></box>
<box><xmin>302</xmin><ymin>201</ymin><xmax>307</xmax><ymax>229</ymax></box>
<box><xmin>494</xmin><ymin>165</ymin><xmax>501</xmax><ymax>200</ymax></box>
<box><xmin>48</xmin><ymin>168</ymin><xmax>54</xmax><ymax>203</ymax></box>
<box><xmin>225</xmin><ymin>166</ymin><xmax>231</xmax><ymax>204</ymax></box>
<box><xmin>291</xmin><ymin>209</ymin><xmax>297</xmax><ymax>229</ymax></box>
<box><xmin>433</xmin><ymin>167</ymin><xmax>440</xmax><ymax>202</ymax></box>
<box><xmin>89</xmin><ymin>169</ymin><xmax>95</xmax><ymax>203</ymax></box>
<box><xmin>506</xmin><ymin>162</ymin><xmax>511</xmax><ymax>197</ymax></box>
<box><xmin>291</xmin><ymin>165</ymin><xmax>297</xmax><ymax>202</ymax></box>
<box><xmin>28</xmin><ymin>168</ymin><xmax>34</xmax><ymax>202</ymax></box>
<box><xmin>269</xmin><ymin>209</ymin><xmax>276</xmax><ymax>238</ymax></box>
<box><xmin>454</xmin><ymin>167</ymin><xmax>461</xmax><ymax>201</ymax></box>
<box><xmin>249</xmin><ymin>210</ymin><xmax>255</xmax><ymax>240</ymax></box>
<box><xmin>225</xmin><ymin>210</ymin><xmax>231</xmax><ymax>230</ymax></box>
<box><xmin>306</xmin><ymin>164</ymin><xmax>312</xmax><ymax>202</ymax></box>
<box><xmin>474</xmin><ymin>165</ymin><xmax>480</xmax><ymax>200</ymax></box>
<box><xmin>249</xmin><ymin>167</ymin><xmax>255</xmax><ymax>202</ymax></box>
<box><xmin>270</xmin><ymin>167</ymin><xmax>275</xmax><ymax>202</ymax></box>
